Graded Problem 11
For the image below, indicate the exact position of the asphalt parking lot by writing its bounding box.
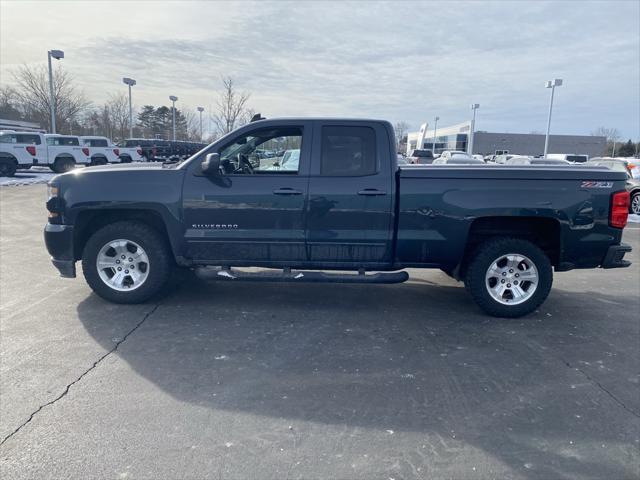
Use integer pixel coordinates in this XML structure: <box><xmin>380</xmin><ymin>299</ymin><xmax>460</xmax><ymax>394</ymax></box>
<box><xmin>1</xmin><ymin>184</ymin><xmax>639</xmax><ymax>479</ymax></box>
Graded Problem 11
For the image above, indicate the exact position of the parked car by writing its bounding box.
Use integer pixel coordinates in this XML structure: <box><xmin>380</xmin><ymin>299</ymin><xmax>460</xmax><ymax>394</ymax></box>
<box><xmin>505</xmin><ymin>157</ymin><xmax>571</xmax><ymax>166</ymax></box>
<box><xmin>122</xmin><ymin>139</ymin><xmax>207</xmax><ymax>162</ymax></box>
<box><xmin>547</xmin><ymin>153</ymin><xmax>589</xmax><ymax>164</ymax></box>
<box><xmin>80</xmin><ymin>136</ymin><xmax>120</xmax><ymax>165</ymax></box>
<box><xmin>0</xmin><ymin>131</ymin><xmax>90</xmax><ymax>175</ymax></box>
<box><xmin>44</xmin><ymin>118</ymin><xmax>632</xmax><ymax>317</ymax></box>
<box><xmin>438</xmin><ymin>150</ymin><xmax>468</xmax><ymax>161</ymax></box>
<box><xmin>494</xmin><ymin>154</ymin><xmax>517</xmax><ymax>164</ymax></box>
<box><xmin>585</xmin><ymin>158</ymin><xmax>640</xmax><ymax>214</ymax></box>
<box><xmin>432</xmin><ymin>154</ymin><xmax>484</xmax><ymax>165</ymax></box>
<box><xmin>407</xmin><ymin>149</ymin><xmax>434</xmax><ymax>164</ymax></box>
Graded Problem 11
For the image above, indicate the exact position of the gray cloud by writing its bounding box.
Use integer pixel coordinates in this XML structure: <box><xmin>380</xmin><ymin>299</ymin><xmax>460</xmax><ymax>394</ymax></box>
<box><xmin>2</xmin><ymin>1</ymin><xmax>639</xmax><ymax>138</ymax></box>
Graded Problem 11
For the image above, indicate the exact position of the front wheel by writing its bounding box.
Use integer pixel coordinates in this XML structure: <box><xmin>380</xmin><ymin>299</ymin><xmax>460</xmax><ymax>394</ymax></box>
<box><xmin>464</xmin><ymin>238</ymin><xmax>553</xmax><ymax>318</ymax></box>
<box><xmin>82</xmin><ymin>221</ymin><xmax>173</xmax><ymax>303</ymax></box>
<box><xmin>631</xmin><ymin>192</ymin><xmax>640</xmax><ymax>215</ymax></box>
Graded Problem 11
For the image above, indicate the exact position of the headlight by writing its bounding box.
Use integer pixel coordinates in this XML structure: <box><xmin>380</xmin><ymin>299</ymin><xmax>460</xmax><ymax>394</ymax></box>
<box><xmin>47</xmin><ymin>183</ymin><xmax>58</xmax><ymax>198</ymax></box>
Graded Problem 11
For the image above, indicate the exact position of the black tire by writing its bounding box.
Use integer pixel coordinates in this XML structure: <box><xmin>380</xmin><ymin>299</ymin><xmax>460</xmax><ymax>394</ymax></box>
<box><xmin>82</xmin><ymin>221</ymin><xmax>173</xmax><ymax>304</ymax></box>
<box><xmin>0</xmin><ymin>158</ymin><xmax>17</xmax><ymax>177</ymax></box>
<box><xmin>464</xmin><ymin>237</ymin><xmax>553</xmax><ymax>318</ymax></box>
<box><xmin>52</xmin><ymin>157</ymin><xmax>75</xmax><ymax>173</ymax></box>
<box><xmin>120</xmin><ymin>155</ymin><xmax>132</xmax><ymax>163</ymax></box>
<box><xmin>90</xmin><ymin>156</ymin><xmax>107</xmax><ymax>166</ymax></box>
<box><xmin>630</xmin><ymin>192</ymin><xmax>640</xmax><ymax>215</ymax></box>
<box><xmin>141</xmin><ymin>155</ymin><xmax>149</xmax><ymax>163</ymax></box>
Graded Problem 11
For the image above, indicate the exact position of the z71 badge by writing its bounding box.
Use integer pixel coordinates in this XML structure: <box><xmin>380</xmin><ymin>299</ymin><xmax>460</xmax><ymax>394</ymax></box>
<box><xmin>581</xmin><ymin>181</ymin><xmax>613</xmax><ymax>189</ymax></box>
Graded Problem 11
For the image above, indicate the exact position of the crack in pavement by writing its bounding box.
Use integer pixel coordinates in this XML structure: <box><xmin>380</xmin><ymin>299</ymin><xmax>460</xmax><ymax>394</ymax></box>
<box><xmin>0</xmin><ymin>302</ymin><xmax>162</xmax><ymax>447</ymax></box>
<box><xmin>562</xmin><ymin>358</ymin><xmax>640</xmax><ymax>419</ymax></box>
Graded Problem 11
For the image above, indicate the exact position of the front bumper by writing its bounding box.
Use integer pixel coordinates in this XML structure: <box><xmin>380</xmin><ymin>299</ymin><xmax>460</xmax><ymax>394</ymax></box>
<box><xmin>601</xmin><ymin>243</ymin><xmax>632</xmax><ymax>269</ymax></box>
<box><xmin>44</xmin><ymin>223</ymin><xmax>76</xmax><ymax>278</ymax></box>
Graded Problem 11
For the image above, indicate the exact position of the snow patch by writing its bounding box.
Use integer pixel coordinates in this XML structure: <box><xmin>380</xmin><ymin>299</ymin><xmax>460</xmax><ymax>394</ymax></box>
<box><xmin>0</xmin><ymin>168</ymin><xmax>56</xmax><ymax>187</ymax></box>
<box><xmin>217</xmin><ymin>270</ymin><xmax>235</xmax><ymax>279</ymax></box>
<box><xmin>628</xmin><ymin>214</ymin><xmax>640</xmax><ymax>223</ymax></box>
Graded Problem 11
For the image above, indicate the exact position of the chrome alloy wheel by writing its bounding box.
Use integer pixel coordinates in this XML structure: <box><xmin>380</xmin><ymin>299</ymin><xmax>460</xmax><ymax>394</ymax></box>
<box><xmin>96</xmin><ymin>239</ymin><xmax>150</xmax><ymax>291</ymax></box>
<box><xmin>632</xmin><ymin>194</ymin><xmax>640</xmax><ymax>215</ymax></box>
<box><xmin>485</xmin><ymin>253</ymin><xmax>538</xmax><ymax>305</ymax></box>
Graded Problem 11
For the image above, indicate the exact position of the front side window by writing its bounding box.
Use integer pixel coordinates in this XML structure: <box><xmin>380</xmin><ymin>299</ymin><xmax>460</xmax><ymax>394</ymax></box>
<box><xmin>320</xmin><ymin>126</ymin><xmax>376</xmax><ymax>176</ymax></box>
<box><xmin>218</xmin><ymin>127</ymin><xmax>303</xmax><ymax>174</ymax></box>
<box><xmin>0</xmin><ymin>134</ymin><xmax>17</xmax><ymax>144</ymax></box>
<box><xmin>48</xmin><ymin>136</ymin><xmax>79</xmax><ymax>146</ymax></box>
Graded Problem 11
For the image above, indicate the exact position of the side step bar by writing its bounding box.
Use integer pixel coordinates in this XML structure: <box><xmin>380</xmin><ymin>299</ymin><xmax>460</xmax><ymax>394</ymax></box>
<box><xmin>194</xmin><ymin>267</ymin><xmax>409</xmax><ymax>284</ymax></box>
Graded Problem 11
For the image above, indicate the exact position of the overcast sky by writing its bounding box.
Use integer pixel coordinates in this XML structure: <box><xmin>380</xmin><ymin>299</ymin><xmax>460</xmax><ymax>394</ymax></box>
<box><xmin>1</xmin><ymin>0</ymin><xmax>639</xmax><ymax>138</ymax></box>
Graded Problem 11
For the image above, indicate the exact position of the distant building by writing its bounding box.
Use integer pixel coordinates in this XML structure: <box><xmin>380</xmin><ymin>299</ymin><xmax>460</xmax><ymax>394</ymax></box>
<box><xmin>407</xmin><ymin>121</ymin><xmax>606</xmax><ymax>158</ymax></box>
<box><xmin>0</xmin><ymin>118</ymin><xmax>45</xmax><ymax>133</ymax></box>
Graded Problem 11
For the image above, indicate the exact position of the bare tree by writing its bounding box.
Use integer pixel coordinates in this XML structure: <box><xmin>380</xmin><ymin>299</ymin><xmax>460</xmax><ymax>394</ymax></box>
<box><xmin>106</xmin><ymin>92</ymin><xmax>130</xmax><ymax>142</ymax></box>
<box><xmin>0</xmin><ymin>85</ymin><xmax>23</xmax><ymax>121</ymax></box>
<box><xmin>211</xmin><ymin>76</ymin><xmax>251</xmax><ymax>135</ymax></box>
<box><xmin>394</xmin><ymin>121</ymin><xmax>411</xmax><ymax>151</ymax></box>
<box><xmin>12</xmin><ymin>64</ymin><xmax>90</xmax><ymax>133</ymax></box>
<box><xmin>591</xmin><ymin>127</ymin><xmax>621</xmax><ymax>156</ymax></box>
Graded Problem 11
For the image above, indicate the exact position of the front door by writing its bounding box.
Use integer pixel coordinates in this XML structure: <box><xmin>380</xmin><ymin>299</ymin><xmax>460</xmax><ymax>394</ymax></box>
<box><xmin>305</xmin><ymin>122</ymin><xmax>394</xmax><ymax>267</ymax></box>
<box><xmin>182</xmin><ymin>123</ymin><xmax>311</xmax><ymax>264</ymax></box>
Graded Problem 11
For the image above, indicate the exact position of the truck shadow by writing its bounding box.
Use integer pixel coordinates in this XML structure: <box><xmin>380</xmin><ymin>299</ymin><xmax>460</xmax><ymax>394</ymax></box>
<box><xmin>76</xmin><ymin>272</ymin><xmax>639</xmax><ymax>479</ymax></box>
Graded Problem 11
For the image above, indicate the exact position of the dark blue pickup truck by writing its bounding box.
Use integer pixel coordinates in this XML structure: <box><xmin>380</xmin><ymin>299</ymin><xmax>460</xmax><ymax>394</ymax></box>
<box><xmin>45</xmin><ymin>118</ymin><xmax>631</xmax><ymax>317</ymax></box>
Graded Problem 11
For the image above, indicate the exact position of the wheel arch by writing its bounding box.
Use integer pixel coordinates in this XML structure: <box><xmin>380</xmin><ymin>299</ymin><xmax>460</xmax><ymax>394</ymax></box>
<box><xmin>73</xmin><ymin>208</ymin><xmax>178</xmax><ymax>261</ymax></box>
<box><xmin>457</xmin><ymin>216</ymin><xmax>561</xmax><ymax>279</ymax></box>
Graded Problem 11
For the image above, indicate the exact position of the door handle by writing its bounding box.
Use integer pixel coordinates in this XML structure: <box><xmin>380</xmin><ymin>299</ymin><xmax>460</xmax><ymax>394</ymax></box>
<box><xmin>273</xmin><ymin>187</ymin><xmax>303</xmax><ymax>195</ymax></box>
<box><xmin>358</xmin><ymin>189</ymin><xmax>387</xmax><ymax>196</ymax></box>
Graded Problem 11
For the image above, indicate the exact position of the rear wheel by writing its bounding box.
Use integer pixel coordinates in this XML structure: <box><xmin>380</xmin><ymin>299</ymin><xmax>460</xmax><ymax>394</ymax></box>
<box><xmin>0</xmin><ymin>158</ymin><xmax>17</xmax><ymax>177</ymax></box>
<box><xmin>52</xmin><ymin>156</ymin><xmax>75</xmax><ymax>173</ymax></box>
<box><xmin>90</xmin><ymin>156</ymin><xmax>107</xmax><ymax>166</ymax></box>
<box><xmin>120</xmin><ymin>155</ymin><xmax>132</xmax><ymax>163</ymax></box>
<box><xmin>631</xmin><ymin>192</ymin><xmax>640</xmax><ymax>215</ymax></box>
<box><xmin>82</xmin><ymin>221</ymin><xmax>173</xmax><ymax>303</ymax></box>
<box><xmin>465</xmin><ymin>238</ymin><xmax>552</xmax><ymax>318</ymax></box>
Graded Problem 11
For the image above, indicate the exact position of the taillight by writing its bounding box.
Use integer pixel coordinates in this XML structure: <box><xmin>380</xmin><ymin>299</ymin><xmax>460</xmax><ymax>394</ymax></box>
<box><xmin>136</xmin><ymin>148</ymin><xmax>142</xmax><ymax>155</ymax></box>
<box><xmin>82</xmin><ymin>147</ymin><xmax>90</xmax><ymax>156</ymax></box>
<box><xmin>26</xmin><ymin>145</ymin><xmax>36</xmax><ymax>156</ymax></box>
<box><xmin>610</xmin><ymin>190</ymin><xmax>630</xmax><ymax>228</ymax></box>
<box><xmin>114</xmin><ymin>148</ymin><xmax>120</xmax><ymax>156</ymax></box>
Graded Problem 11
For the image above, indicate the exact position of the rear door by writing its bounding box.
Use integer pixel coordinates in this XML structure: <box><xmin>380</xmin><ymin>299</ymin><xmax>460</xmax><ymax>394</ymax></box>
<box><xmin>305</xmin><ymin>121</ymin><xmax>394</xmax><ymax>267</ymax></box>
<box><xmin>182</xmin><ymin>121</ymin><xmax>312</xmax><ymax>264</ymax></box>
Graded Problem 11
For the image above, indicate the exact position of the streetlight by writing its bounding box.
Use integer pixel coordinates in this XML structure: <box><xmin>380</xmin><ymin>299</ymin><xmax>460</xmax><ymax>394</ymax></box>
<box><xmin>197</xmin><ymin>106</ymin><xmax>204</xmax><ymax>141</ymax></box>
<box><xmin>169</xmin><ymin>95</ymin><xmax>178</xmax><ymax>141</ymax></box>
<box><xmin>543</xmin><ymin>78</ymin><xmax>563</xmax><ymax>157</ymax></box>
<box><xmin>47</xmin><ymin>49</ymin><xmax>64</xmax><ymax>134</ymax></box>
<box><xmin>122</xmin><ymin>77</ymin><xmax>136</xmax><ymax>139</ymax></box>
<box><xmin>468</xmin><ymin>104</ymin><xmax>480</xmax><ymax>154</ymax></box>
<box><xmin>431</xmin><ymin>116</ymin><xmax>439</xmax><ymax>154</ymax></box>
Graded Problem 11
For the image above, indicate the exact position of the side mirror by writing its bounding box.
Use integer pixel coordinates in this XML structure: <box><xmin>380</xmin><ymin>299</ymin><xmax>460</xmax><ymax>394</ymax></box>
<box><xmin>201</xmin><ymin>153</ymin><xmax>221</xmax><ymax>175</ymax></box>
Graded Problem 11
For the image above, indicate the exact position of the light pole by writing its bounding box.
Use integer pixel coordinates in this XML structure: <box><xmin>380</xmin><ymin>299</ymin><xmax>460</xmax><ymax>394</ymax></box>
<box><xmin>431</xmin><ymin>116</ymin><xmax>439</xmax><ymax>154</ymax></box>
<box><xmin>122</xmin><ymin>77</ymin><xmax>136</xmax><ymax>138</ymax></box>
<box><xmin>543</xmin><ymin>78</ymin><xmax>563</xmax><ymax>157</ymax></box>
<box><xmin>197</xmin><ymin>106</ymin><xmax>204</xmax><ymax>141</ymax></box>
<box><xmin>169</xmin><ymin>96</ymin><xmax>178</xmax><ymax>141</ymax></box>
<box><xmin>468</xmin><ymin>104</ymin><xmax>480</xmax><ymax>154</ymax></box>
<box><xmin>47</xmin><ymin>49</ymin><xmax>64</xmax><ymax>134</ymax></box>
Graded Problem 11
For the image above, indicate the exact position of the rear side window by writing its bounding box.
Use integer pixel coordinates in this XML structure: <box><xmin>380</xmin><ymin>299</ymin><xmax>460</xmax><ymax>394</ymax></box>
<box><xmin>320</xmin><ymin>126</ymin><xmax>376</xmax><ymax>176</ymax></box>
<box><xmin>566</xmin><ymin>155</ymin><xmax>587</xmax><ymax>163</ymax></box>
<box><xmin>16</xmin><ymin>134</ymin><xmax>41</xmax><ymax>144</ymax></box>
<box><xmin>0</xmin><ymin>134</ymin><xmax>17</xmax><ymax>144</ymax></box>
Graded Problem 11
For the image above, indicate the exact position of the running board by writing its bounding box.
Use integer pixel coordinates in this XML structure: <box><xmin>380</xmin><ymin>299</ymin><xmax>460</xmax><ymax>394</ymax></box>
<box><xmin>194</xmin><ymin>267</ymin><xmax>409</xmax><ymax>284</ymax></box>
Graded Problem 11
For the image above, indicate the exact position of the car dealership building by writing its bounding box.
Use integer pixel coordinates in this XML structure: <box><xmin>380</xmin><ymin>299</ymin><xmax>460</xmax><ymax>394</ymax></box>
<box><xmin>407</xmin><ymin>122</ymin><xmax>606</xmax><ymax>158</ymax></box>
